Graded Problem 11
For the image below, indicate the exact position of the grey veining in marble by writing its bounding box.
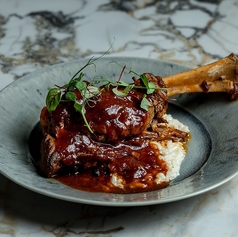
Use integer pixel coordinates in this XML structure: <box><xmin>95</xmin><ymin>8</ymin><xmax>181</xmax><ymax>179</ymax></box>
<box><xmin>1</xmin><ymin>0</ymin><xmax>238</xmax><ymax>85</ymax></box>
<box><xmin>1</xmin><ymin>0</ymin><xmax>238</xmax><ymax>236</ymax></box>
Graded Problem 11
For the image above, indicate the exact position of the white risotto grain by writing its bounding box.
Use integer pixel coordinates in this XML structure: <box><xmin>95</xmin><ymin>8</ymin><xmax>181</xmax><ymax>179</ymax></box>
<box><xmin>110</xmin><ymin>114</ymin><xmax>189</xmax><ymax>190</ymax></box>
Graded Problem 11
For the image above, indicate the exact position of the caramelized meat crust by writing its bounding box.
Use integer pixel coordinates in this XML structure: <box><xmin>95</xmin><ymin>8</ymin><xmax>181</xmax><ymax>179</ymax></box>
<box><xmin>35</xmin><ymin>53</ymin><xmax>238</xmax><ymax>192</ymax></box>
<box><xmin>41</xmin><ymin>73</ymin><xmax>168</xmax><ymax>143</ymax></box>
<box><xmin>38</xmin><ymin>73</ymin><xmax>189</xmax><ymax>192</ymax></box>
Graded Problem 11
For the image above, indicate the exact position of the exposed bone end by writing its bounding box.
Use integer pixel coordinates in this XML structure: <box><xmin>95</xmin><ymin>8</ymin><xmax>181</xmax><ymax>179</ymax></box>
<box><xmin>163</xmin><ymin>53</ymin><xmax>238</xmax><ymax>99</ymax></box>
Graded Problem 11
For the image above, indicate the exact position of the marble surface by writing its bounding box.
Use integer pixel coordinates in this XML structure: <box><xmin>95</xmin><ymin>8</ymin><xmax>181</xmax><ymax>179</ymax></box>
<box><xmin>1</xmin><ymin>0</ymin><xmax>238</xmax><ymax>236</ymax></box>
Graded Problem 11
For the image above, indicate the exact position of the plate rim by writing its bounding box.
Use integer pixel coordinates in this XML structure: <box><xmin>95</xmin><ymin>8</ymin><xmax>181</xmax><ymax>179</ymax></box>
<box><xmin>1</xmin><ymin>56</ymin><xmax>238</xmax><ymax>206</ymax></box>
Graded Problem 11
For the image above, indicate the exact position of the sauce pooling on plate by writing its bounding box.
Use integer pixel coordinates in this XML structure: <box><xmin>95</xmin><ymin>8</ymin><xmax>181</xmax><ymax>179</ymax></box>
<box><xmin>35</xmin><ymin>72</ymin><xmax>189</xmax><ymax>193</ymax></box>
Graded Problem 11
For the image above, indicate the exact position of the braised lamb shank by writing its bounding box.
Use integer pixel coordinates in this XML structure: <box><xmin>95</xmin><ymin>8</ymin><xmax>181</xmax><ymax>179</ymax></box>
<box><xmin>38</xmin><ymin>53</ymin><xmax>238</xmax><ymax>193</ymax></box>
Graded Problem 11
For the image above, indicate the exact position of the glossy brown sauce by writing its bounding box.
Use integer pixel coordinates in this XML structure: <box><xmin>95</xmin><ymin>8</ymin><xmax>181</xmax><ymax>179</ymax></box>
<box><xmin>52</xmin><ymin>131</ymin><xmax>169</xmax><ymax>193</ymax></box>
<box><xmin>55</xmin><ymin>172</ymin><xmax>169</xmax><ymax>194</ymax></box>
<box><xmin>38</xmin><ymin>82</ymin><xmax>177</xmax><ymax>193</ymax></box>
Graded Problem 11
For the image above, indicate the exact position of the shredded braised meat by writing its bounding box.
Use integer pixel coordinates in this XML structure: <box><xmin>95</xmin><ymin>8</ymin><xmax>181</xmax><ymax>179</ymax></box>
<box><xmin>38</xmin><ymin>73</ymin><xmax>189</xmax><ymax>193</ymax></box>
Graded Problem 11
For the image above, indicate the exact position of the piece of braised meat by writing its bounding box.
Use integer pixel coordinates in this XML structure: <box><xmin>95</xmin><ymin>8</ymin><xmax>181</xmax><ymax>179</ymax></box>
<box><xmin>39</xmin><ymin>73</ymin><xmax>169</xmax><ymax>177</ymax></box>
<box><xmin>41</xmin><ymin>73</ymin><xmax>168</xmax><ymax>144</ymax></box>
<box><xmin>37</xmin><ymin>53</ymin><xmax>238</xmax><ymax>185</ymax></box>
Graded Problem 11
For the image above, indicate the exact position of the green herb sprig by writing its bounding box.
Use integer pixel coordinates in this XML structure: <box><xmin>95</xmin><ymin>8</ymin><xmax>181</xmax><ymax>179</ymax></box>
<box><xmin>46</xmin><ymin>57</ymin><xmax>101</xmax><ymax>134</ymax></box>
<box><xmin>46</xmin><ymin>56</ymin><xmax>164</xmax><ymax>133</ymax></box>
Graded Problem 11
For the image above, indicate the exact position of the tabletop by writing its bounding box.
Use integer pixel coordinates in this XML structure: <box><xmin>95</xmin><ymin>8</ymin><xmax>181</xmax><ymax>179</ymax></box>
<box><xmin>1</xmin><ymin>0</ymin><xmax>238</xmax><ymax>236</ymax></box>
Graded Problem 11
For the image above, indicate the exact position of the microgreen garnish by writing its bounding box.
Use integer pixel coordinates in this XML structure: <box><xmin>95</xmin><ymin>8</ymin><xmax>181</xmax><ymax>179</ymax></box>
<box><xmin>46</xmin><ymin>88</ymin><xmax>62</xmax><ymax>112</ymax></box>
<box><xmin>46</xmin><ymin>56</ymin><xmax>101</xmax><ymax>133</ymax></box>
<box><xmin>64</xmin><ymin>90</ymin><xmax>95</xmax><ymax>134</ymax></box>
<box><xmin>46</xmin><ymin>52</ymin><xmax>165</xmax><ymax>133</ymax></box>
<box><xmin>127</xmin><ymin>69</ymin><xmax>157</xmax><ymax>108</ymax></box>
<box><xmin>128</xmin><ymin>69</ymin><xmax>156</xmax><ymax>94</ymax></box>
<box><xmin>111</xmin><ymin>66</ymin><xmax>135</xmax><ymax>97</ymax></box>
<box><xmin>140</xmin><ymin>94</ymin><xmax>152</xmax><ymax>111</ymax></box>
